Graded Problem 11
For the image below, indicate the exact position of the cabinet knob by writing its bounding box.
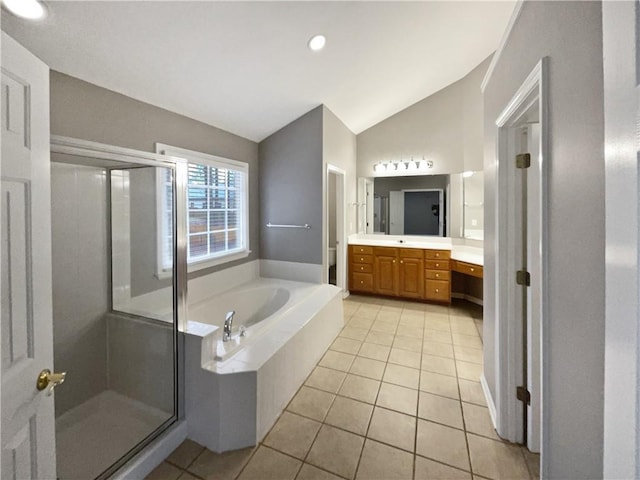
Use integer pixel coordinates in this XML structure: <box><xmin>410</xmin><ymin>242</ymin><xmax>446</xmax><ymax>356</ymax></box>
<box><xmin>435</xmin><ymin>289</ymin><xmax>439</xmax><ymax>293</ymax></box>
<box><xmin>436</xmin><ymin>273</ymin><xmax>439</xmax><ymax>278</ymax></box>
<box><xmin>436</xmin><ymin>263</ymin><xmax>439</xmax><ymax>267</ymax></box>
<box><xmin>360</xmin><ymin>266</ymin><xmax>364</xmax><ymax>270</ymax></box>
<box><xmin>360</xmin><ymin>280</ymin><xmax>364</xmax><ymax>284</ymax></box>
<box><xmin>400</xmin><ymin>260</ymin><xmax>403</xmax><ymax>264</ymax></box>
<box><xmin>360</xmin><ymin>257</ymin><xmax>364</xmax><ymax>261</ymax></box>
<box><xmin>436</xmin><ymin>253</ymin><xmax>440</xmax><ymax>257</ymax></box>
<box><xmin>470</xmin><ymin>268</ymin><xmax>475</xmax><ymax>272</ymax></box>
<box><xmin>393</xmin><ymin>259</ymin><xmax>396</xmax><ymax>263</ymax></box>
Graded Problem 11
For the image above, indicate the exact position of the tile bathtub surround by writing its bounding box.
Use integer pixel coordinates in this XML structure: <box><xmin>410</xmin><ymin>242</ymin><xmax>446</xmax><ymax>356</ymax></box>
<box><xmin>149</xmin><ymin>296</ymin><xmax>539</xmax><ymax>480</ymax></box>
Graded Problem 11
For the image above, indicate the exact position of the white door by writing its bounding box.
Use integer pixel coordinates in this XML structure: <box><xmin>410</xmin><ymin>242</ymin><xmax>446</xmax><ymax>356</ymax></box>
<box><xmin>389</xmin><ymin>191</ymin><xmax>404</xmax><ymax>235</ymax></box>
<box><xmin>365</xmin><ymin>179</ymin><xmax>373</xmax><ymax>234</ymax></box>
<box><xmin>1</xmin><ymin>33</ymin><xmax>56</xmax><ymax>480</ymax></box>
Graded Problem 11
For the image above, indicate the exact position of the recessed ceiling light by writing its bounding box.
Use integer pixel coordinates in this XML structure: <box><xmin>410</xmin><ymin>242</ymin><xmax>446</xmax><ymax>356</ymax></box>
<box><xmin>2</xmin><ymin>0</ymin><xmax>46</xmax><ymax>20</ymax></box>
<box><xmin>308</xmin><ymin>35</ymin><xmax>326</xmax><ymax>52</ymax></box>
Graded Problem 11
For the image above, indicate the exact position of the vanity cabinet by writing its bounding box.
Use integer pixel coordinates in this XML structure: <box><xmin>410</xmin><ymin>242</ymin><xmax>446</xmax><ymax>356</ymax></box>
<box><xmin>349</xmin><ymin>244</ymin><xmax>449</xmax><ymax>303</ymax></box>
<box><xmin>374</xmin><ymin>247</ymin><xmax>398</xmax><ymax>296</ymax></box>
<box><xmin>349</xmin><ymin>245</ymin><xmax>374</xmax><ymax>293</ymax></box>
<box><xmin>398</xmin><ymin>249</ymin><xmax>424</xmax><ymax>299</ymax></box>
<box><xmin>424</xmin><ymin>250</ymin><xmax>451</xmax><ymax>303</ymax></box>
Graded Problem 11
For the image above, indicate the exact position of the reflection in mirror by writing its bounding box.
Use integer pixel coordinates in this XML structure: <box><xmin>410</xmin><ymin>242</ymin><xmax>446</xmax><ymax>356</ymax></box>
<box><xmin>372</xmin><ymin>175</ymin><xmax>449</xmax><ymax>236</ymax></box>
<box><xmin>463</xmin><ymin>171</ymin><xmax>484</xmax><ymax>240</ymax></box>
<box><xmin>360</xmin><ymin>171</ymin><xmax>484</xmax><ymax>239</ymax></box>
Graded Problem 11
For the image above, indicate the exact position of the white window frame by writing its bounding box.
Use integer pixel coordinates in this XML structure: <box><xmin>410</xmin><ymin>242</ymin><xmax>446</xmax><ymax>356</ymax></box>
<box><xmin>156</xmin><ymin>143</ymin><xmax>250</xmax><ymax>277</ymax></box>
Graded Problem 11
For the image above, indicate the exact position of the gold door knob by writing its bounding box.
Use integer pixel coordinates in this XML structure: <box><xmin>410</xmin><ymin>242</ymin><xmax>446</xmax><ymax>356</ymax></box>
<box><xmin>37</xmin><ymin>369</ymin><xmax>66</xmax><ymax>396</ymax></box>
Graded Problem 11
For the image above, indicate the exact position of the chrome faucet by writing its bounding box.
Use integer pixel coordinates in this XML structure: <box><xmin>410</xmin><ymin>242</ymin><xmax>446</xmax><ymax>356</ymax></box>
<box><xmin>223</xmin><ymin>311</ymin><xmax>235</xmax><ymax>342</ymax></box>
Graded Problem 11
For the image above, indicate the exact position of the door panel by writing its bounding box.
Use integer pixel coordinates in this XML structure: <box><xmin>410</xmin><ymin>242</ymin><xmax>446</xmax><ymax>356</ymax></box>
<box><xmin>1</xmin><ymin>32</ymin><xmax>55</xmax><ymax>480</ymax></box>
<box><xmin>399</xmin><ymin>258</ymin><xmax>424</xmax><ymax>298</ymax></box>
<box><xmin>375</xmin><ymin>255</ymin><xmax>397</xmax><ymax>296</ymax></box>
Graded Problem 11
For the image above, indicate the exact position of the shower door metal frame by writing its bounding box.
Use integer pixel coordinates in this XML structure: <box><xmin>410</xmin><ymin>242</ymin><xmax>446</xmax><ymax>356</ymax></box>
<box><xmin>50</xmin><ymin>135</ymin><xmax>188</xmax><ymax>479</ymax></box>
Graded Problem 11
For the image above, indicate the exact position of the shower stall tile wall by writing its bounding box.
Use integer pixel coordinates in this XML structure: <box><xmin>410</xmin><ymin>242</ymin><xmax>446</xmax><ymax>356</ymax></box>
<box><xmin>51</xmin><ymin>162</ymin><xmax>109</xmax><ymax>417</ymax></box>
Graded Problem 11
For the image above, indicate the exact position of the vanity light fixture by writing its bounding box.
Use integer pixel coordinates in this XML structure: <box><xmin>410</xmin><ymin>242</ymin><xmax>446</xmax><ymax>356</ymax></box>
<box><xmin>2</xmin><ymin>0</ymin><xmax>46</xmax><ymax>19</ymax></box>
<box><xmin>373</xmin><ymin>158</ymin><xmax>435</xmax><ymax>175</ymax></box>
<box><xmin>308</xmin><ymin>35</ymin><xmax>326</xmax><ymax>51</ymax></box>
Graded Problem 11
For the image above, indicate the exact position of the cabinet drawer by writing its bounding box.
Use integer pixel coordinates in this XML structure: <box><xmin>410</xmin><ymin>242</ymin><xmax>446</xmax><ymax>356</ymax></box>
<box><xmin>399</xmin><ymin>248</ymin><xmax>424</xmax><ymax>259</ymax></box>
<box><xmin>352</xmin><ymin>273</ymin><xmax>374</xmax><ymax>292</ymax></box>
<box><xmin>374</xmin><ymin>246</ymin><xmax>398</xmax><ymax>256</ymax></box>
<box><xmin>351</xmin><ymin>263</ymin><xmax>373</xmax><ymax>274</ymax></box>
<box><xmin>352</xmin><ymin>254</ymin><xmax>373</xmax><ymax>264</ymax></box>
<box><xmin>351</xmin><ymin>245</ymin><xmax>373</xmax><ymax>255</ymax></box>
<box><xmin>425</xmin><ymin>249</ymin><xmax>451</xmax><ymax>260</ymax></box>
<box><xmin>425</xmin><ymin>279</ymin><xmax>450</xmax><ymax>302</ymax></box>
<box><xmin>425</xmin><ymin>270</ymin><xmax>451</xmax><ymax>281</ymax></box>
<box><xmin>451</xmin><ymin>260</ymin><xmax>483</xmax><ymax>278</ymax></box>
<box><xmin>425</xmin><ymin>260</ymin><xmax>450</xmax><ymax>270</ymax></box>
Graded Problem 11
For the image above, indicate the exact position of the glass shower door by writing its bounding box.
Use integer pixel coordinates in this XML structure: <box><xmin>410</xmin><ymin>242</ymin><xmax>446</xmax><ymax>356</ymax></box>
<box><xmin>50</xmin><ymin>154</ymin><xmax>179</xmax><ymax>480</ymax></box>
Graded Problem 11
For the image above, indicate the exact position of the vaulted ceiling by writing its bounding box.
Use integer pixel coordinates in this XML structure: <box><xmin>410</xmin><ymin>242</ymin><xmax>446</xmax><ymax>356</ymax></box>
<box><xmin>2</xmin><ymin>1</ymin><xmax>515</xmax><ymax>142</ymax></box>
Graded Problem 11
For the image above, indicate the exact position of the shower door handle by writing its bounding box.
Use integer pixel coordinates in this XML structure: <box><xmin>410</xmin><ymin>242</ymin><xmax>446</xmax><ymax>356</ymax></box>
<box><xmin>36</xmin><ymin>369</ymin><xmax>67</xmax><ymax>396</ymax></box>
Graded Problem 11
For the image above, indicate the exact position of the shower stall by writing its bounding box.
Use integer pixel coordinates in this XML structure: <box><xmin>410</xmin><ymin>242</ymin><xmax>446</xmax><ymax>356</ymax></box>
<box><xmin>49</xmin><ymin>139</ymin><xmax>186</xmax><ymax>480</ymax></box>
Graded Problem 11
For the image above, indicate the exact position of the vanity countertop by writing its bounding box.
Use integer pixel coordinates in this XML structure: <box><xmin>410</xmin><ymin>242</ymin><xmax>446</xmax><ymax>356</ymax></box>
<box><xmin>348</xmin><ymin>235</ymin><xmax>483</xmax><ymax>266</ymax></box>
<box><xmin>450</xmin><ymin>246</ymin><xmax>483</xmax><ymax>266</ymax></box>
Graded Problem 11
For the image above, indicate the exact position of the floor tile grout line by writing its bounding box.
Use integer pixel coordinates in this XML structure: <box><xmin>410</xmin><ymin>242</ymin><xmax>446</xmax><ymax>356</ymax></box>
<box><xmin>450</xmin><ymin>310</ymin><xmax>476</xmax><ymax>478</ymax></box>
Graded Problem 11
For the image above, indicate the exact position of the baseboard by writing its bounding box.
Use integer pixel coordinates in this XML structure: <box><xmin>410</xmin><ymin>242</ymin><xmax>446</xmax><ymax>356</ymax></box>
<box><xmin>480</xmin><ymin>374</ymin><xmax>498</xmax><ymax>431</ymax></box>
<box><xmin>451</xmin><ymin>292</ymin><xmax>483</xmax><ymax>306</ymax></box>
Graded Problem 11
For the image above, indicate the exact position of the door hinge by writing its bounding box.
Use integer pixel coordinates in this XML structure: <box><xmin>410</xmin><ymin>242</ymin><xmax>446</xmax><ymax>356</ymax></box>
<box><xmin>516</xmin><ymin>386</ymin><xmax>531</xmax><ymax>405</ymax></box>
<box><xmin>516</xmin><ymin>270</ymin><xmax>530</xmax><ymax>286</ymax></box>
<box><xmin>516</xmin><ymin>153</ymin><xmax>531</xmax><ymax>169</ymax></box>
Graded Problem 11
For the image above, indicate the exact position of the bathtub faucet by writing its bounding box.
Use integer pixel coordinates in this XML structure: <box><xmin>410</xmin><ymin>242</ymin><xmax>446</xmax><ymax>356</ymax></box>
<box><xmin>223</xmin><ymin>311</ymin><xmax>235</xmax><ymax>342</ymax></box>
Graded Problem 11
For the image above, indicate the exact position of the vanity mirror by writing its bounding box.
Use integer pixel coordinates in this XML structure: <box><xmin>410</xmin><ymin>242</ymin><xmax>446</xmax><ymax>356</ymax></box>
<box><xmin>358</xmin><ymin>171</ymin><xmax>484</xmax><ymax>240</ymax></box>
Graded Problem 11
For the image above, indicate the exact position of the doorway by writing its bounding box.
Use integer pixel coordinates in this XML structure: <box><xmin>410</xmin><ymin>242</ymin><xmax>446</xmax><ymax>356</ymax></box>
<box><xmin>326</xmin><ymin>165</ymin><xmax>346</xmax><ymax>290</ymax></box>
<box><xmin>494</xmin><ymin>58</ymin><xmax>547</xmax><ymax>463</ymax></box>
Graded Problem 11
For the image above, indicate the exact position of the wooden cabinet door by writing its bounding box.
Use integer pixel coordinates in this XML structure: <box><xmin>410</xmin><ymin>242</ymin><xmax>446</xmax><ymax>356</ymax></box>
<box><xmin>375</xmin><ymin>254</ymin><xmax>398</xmax><ymax>296</ymax></box>
<box><xmin>399</xmin><ymin>257</ymin><xmax>424</xmax><ymax>299</ymax></box>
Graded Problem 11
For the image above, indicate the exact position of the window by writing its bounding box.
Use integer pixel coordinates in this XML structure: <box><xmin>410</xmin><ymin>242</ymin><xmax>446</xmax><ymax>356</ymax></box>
<box><xmin>156</xmin><ymin>144</ymin><xmax>249</xmax><ymax>274</ymax></box>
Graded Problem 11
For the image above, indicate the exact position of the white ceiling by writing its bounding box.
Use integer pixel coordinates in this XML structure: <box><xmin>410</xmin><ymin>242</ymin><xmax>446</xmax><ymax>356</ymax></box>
<box><xmin>2</xmin><ymin>1</ymin><xmax>515</xmax><ymax>142</ymax></box>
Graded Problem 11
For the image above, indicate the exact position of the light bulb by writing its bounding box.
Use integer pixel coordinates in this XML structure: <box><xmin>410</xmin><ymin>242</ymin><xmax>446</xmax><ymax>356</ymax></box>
<box><xmin>308</xmin><ymin>35</ymin><xmax>326</xmax><ymax>51</ymax></box>
<box><xmin>2</xmin><ymin>0</ymin><xmax>46</xmax><ymax>19</ymax></box>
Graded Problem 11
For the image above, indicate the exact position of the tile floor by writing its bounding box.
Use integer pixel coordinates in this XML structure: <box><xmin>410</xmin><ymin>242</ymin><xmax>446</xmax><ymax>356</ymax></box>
<box><xmin>147</xmin><ymin>295</ymin><xmax>540</xmax><ymax>480</ymax></box>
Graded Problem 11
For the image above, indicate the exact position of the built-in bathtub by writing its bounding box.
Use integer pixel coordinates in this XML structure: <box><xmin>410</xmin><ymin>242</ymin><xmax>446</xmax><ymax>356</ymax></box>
<box><xmin>184</xmin><ymin>277</ymin><xmax>343</xmax><ymax>452</ymax></box>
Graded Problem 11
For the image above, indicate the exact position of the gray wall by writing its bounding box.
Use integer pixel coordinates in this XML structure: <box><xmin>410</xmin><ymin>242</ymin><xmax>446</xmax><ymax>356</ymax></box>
<box><xmin>483</xmin><ymin>2</ymin><xmax>604</xmax><ymax>477</ymax></box>
<box><xmin>50</xmin><ymin>71</ymin><xmax>260</xmax><ymax>283</ymax></box>
<box><xmin>51</xmin><ymin>162</ymin><xmax>109</xmax><ymax>417</ymax></box>
<box><xmin>259</xmin><ymin>106</ymin><xmax>324</xmax><ymax>264</ymax></box>
<box><xmin>357</xmin><ymin>56</ymin><xmax>491</xmax><ymax>178</ymax></box>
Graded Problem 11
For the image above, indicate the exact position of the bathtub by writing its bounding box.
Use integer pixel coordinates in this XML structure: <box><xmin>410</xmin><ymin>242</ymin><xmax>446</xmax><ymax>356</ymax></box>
<box><xmin>184</xmin><ymin>277</ymin><xmax>343</xmax><ymax>452</ymax></box>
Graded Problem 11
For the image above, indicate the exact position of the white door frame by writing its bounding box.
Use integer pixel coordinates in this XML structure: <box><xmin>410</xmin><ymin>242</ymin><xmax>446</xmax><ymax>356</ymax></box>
<box><xmin>492</xmin><ymin>58</ymin><xmax>549</xmax><ymax>464</ymax></box>
<box><xmin>325</xmin><ymin>164</ymin><xmax>346</xmax><ymax>291</ymax></box>
<box><xmin>602</xmin><ymin>2</ymin><xmax>640</xmax><ymax>478</ymax></box>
